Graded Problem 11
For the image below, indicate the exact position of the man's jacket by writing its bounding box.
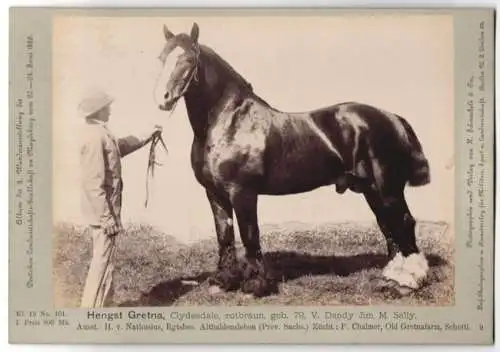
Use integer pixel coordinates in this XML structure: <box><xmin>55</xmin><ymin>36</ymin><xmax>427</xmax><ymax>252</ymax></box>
<box><xmin>79</xmin><ymin>120</ymin><xmax>146</xmax><ymax>228</ymax></box>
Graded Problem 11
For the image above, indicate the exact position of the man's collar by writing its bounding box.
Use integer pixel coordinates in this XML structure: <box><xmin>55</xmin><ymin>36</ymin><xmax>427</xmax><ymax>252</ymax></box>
<box><xmin>86</xmin><ymin>118</ymin><xmax>107</xmax><ymax>127</ymax></box>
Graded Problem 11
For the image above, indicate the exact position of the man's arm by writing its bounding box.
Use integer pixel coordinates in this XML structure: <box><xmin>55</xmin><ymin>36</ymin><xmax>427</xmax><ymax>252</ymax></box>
<box><xmin>117</xmin><ymin>126</ymin><xmax>162</xmax><ymax>157</ymax></box>
<box><xmin>117</xmin><ymin>134</ymin><xmax>152</xmax><ymax>157</ymax></box>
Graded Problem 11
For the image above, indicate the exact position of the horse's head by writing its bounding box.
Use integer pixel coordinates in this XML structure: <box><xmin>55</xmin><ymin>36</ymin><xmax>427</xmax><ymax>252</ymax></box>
<box><xmin>156</xmin><ymin>23</ymin><xmax>201</xmax><ymax>111</ymax></box>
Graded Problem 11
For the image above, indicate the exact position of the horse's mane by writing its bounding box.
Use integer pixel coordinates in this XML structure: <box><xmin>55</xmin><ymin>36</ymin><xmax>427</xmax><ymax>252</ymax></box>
<box><xmin>200</xmin><ymin>44</ymin><xmax>254</xmax><ymax>93</ymax></box>
<box><xmin>195</xmin><ymin>43</ymin><xmax>279</xmax><ymax>110</ymax></box>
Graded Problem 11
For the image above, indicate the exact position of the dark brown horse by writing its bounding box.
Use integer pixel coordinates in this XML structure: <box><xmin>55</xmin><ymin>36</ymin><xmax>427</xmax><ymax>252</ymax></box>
<box><xmin>155</xmin><ymin>23</ymin><xmax>431</xmax><ymax>297</ymax></box>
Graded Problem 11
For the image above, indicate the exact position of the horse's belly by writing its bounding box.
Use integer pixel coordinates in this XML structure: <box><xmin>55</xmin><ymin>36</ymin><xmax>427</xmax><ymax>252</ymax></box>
<box><xmin>262</xmin><ymin>154</ymin><xmax>342</xmax><ymax>195</ymax></box>
<box><xmin>262</xmin><ymin>180</ymin><xmax>331</xmax><ymax>195</ymax></box>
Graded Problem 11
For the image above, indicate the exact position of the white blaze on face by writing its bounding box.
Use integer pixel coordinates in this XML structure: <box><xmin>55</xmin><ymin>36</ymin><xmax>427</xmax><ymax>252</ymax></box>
<box><xmin>154</xmin><ymin>46</ymin><xmax>186</xmax><ymax>105</ymax></box>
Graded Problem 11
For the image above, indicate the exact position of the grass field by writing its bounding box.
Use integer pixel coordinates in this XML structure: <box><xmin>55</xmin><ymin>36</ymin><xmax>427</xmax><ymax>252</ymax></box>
<box><xmin>53</xmin><ymin>220</ymin><xmax>454</xmax><ymax>307</ymax></box>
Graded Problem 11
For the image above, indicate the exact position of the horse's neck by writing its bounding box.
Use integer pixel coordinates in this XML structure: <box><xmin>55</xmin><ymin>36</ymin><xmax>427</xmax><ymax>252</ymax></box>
<box><xmin>184</xmin><ymin>52</ymin><xmax>250</xmax><ymax>141</ymax></box>
<box><xmin>184</xmin><ymin>87</ymin><xmax>209</xmax><ymax>141</ymax></box>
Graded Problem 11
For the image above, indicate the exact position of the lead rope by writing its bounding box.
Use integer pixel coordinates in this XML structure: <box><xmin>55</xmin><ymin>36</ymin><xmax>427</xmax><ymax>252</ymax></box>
<box><xmin>144</xmin><ymin>128</ymin><xmax>171</xmax><ymax>208</ymax></box>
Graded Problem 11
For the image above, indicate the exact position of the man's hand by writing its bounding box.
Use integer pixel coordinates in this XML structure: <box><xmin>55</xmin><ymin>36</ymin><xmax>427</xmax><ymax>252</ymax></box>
<box><xmin>143</xmin><ymin>124</ymin><xmax>163</xmax><ymax>146</ymax></box>
<box><xmin>151</xmin><ymin>124</ymin><xmax>163</xmax><ymax>140</ymax></box>
<box><xmin>102</xmin><ymin>219</ymin><xmax>122</xmax><ymax>237</ymax></box>
<box><xmin>117</xmin><ymin>125</ymin><xmax>165</xmax><ymax>157</ymax></box>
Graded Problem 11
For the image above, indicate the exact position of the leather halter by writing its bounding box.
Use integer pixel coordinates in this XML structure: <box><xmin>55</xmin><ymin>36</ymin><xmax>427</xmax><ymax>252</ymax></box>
<box><xmin>158</xmin><ymin>43</ymin><xmax>200</xmax><ymax>111</ymax></box>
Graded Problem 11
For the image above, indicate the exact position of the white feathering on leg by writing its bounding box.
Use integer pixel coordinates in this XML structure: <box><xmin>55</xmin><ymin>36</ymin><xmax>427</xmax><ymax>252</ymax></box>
<box><xmin>402</xmin><ymin>252</ymin><xmax>429</xmax><ymax>285</ymax></box>
<box><xmin>382</xmin><ymin>252</ymin><xmax>417</xmax><ymax>289</ymax></box>
<box><xmin>382</xmin><ymin>252</ymin><xmax>404</xmax><ymax>278</ymax></box>
<box><xmin>382</xmin><ymin>252</ymin><xmax>428</xmax><ymax>289</ymax></box>
<box><xmin>208</xmin><ymin>285</ymin><xmax>222</xmax><ymax>294</ymax></box>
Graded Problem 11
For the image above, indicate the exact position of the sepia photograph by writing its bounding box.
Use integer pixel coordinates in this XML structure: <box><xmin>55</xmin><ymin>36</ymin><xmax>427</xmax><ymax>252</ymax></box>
<box><xmin>51</xmin><ymin>13</ymin><xmax>455</xmax><ymax>309</ymax></box>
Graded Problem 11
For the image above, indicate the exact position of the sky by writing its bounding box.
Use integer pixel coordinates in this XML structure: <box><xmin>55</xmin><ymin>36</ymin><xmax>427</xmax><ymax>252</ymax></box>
<box><xmin>52</xmin><ymin>13</ymin><xmax>454</xmax><ymax>243</ymax></box>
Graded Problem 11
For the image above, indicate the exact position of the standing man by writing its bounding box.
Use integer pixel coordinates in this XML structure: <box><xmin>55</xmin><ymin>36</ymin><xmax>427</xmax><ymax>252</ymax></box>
<box><xmin>78</xmin><ymin>90</ymin><xmax>161</xmax><ymax>308</ymax></box>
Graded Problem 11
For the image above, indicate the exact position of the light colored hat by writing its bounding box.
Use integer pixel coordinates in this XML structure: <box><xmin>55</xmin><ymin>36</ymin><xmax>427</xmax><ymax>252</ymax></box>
<box><xmin>77</xmin><ymin>90</ymin><xmax>114</xmax><ymax>118</ymax></box>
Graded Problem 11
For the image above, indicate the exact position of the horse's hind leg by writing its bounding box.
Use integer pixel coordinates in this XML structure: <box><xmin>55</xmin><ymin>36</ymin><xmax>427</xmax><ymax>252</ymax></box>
<box><xmin>206</xmin><ymin>190</ymin><xmax>243</xmax><ymax>292</ymax></box>
<box><xmin>230</xmin><ymin>188</ymin><xmax>277</xmax><ymax>297</ymax></box>
<box><xmin>364</xmin><ymin>187</ymin><xmax>429</xmax><ymax>289</ymax></box>
<box><xmin>364</xmin><ymin>191</ymin><xmax>399</xmax><ymax>259</ymax></box>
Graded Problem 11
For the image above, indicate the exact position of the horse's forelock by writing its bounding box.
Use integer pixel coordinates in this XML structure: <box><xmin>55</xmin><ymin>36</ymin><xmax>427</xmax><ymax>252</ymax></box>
<box><xmin>160</xmin><ymin>34</ymin><xmax>198</xmax><ymax>64</ymax></box>
<box><xmin>175</xmin><ymin>33</ymin><xmax>197</xmax><ymax>50</ymax></box>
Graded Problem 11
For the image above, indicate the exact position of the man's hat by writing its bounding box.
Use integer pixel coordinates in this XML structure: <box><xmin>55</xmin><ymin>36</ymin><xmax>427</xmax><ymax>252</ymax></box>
<box><xmin>77</xmin><ymin>90</ymin><xmax>114</xmax><ymax>118</ymax></box>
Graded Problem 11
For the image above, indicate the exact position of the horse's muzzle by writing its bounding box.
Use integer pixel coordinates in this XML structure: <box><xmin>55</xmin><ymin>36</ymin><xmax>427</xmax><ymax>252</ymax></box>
<box><xmin>158</xmin><ymin>103</ymin><xmax>170</xmax><ymax>111</ymax></box>
<box><xmin>158</xmin><ymin>98</ymin><xmax>177</xmax><ymax>111</ymax></box>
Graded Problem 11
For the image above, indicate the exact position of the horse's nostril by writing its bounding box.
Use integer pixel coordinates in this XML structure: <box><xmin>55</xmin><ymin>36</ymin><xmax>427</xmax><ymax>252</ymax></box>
<box><xmin>164</xmin><ymin>92</ymin><xmax>169</xmax><ymax>99</ymax></box>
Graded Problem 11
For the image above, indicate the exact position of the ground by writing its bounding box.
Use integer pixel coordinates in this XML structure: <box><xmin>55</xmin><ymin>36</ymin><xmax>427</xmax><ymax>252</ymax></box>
<box><xmin>53</xmin><ymin>220</ymin><xmax>453</xmax><ymax>307</ymax></box>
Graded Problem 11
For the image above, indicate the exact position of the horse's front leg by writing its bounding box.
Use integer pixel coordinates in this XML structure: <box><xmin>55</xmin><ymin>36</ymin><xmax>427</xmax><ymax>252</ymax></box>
<box><xmin>206</xmin><ymin>189</ymin><xmax>243</xmax><ymax>292</ymax></box>
<box><xmin>230</xmin><ymin>188</ymin><xmax>277</xmax><ymax>297</ymax></box>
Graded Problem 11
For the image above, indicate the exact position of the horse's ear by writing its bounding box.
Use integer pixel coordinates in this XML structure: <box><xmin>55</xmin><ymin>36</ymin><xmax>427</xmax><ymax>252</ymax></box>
<box><xmin>190</xmin><ymin>22</ymin><xmax>199</xmax><ymax>43</ymax></box>
<box><xmin>163</xmin><ymin>24</ymin><xmax>174</xmax><ymax>40</ymax></box>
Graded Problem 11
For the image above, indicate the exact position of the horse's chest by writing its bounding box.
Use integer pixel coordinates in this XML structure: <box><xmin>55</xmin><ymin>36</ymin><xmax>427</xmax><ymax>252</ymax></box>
<box><xmin>191</xmin><ymin>141</ymin><xmax>210</xmax><ymax>185</ymax></box>
<box><xmin>202</xmin><ymin>128</ymin><xmax>266</xmax><ymax>185</ymax></box>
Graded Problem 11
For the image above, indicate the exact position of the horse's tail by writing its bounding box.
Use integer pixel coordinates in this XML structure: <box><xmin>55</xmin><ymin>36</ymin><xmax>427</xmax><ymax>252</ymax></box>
<box><xmin>397</xmin><ymin>115</ymin><xmax>431</xmax><ymax>187</ymax></box>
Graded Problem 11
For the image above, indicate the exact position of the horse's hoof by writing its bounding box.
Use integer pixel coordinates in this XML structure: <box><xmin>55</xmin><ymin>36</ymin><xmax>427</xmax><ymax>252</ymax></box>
<box><xmin>241</xmin><ymin>277</ymin><xmax>278</xmax><ymax>298</ymax></box>
<box><xmin>393</xmin><ymin>284</ymin><xmax>414</xmax><ymax>297</ymax></box>
<box><xmin>208</xmin><ymin>271</ymin><xmax>242</xmax><ymax>292</ymax></box>
<box><xmin>208</xmin><ymin>285</ymin><xmax>222</xmax><ymax>295</ymax></box>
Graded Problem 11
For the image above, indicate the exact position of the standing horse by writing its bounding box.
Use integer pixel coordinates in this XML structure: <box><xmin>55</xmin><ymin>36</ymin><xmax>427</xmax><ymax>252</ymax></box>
<box><xmin>154</xmin><ymin>23</ymin><xmax>431</xmax><ymax>297</ymax></box>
